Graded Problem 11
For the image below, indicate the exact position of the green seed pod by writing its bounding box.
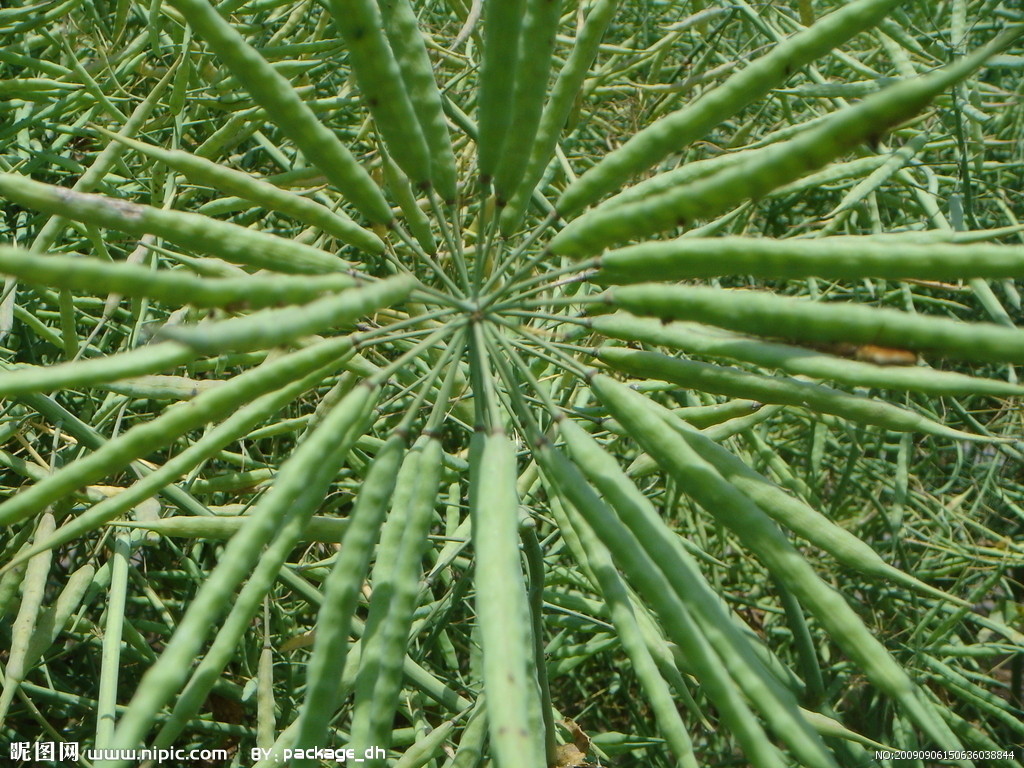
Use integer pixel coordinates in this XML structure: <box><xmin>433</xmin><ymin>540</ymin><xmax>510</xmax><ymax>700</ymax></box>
<box><xmin>597</xmin><ymin>345</ymin><xmax>988</xmax><ymax>441</ymax></box>
<box><xmin>0</xmin><ymin>173</ymin><xmax>347</xmax><ymax>274</ymax></box>
<box><xmin>471</xmin><ymin>431</ymin><xmax>547</xmax><ymax>768</ymax></box>
<box><xmin>554</xmin><ymin>0</ymin><xmax>908</xmax><ymax>218</ymax></box>
<box><xmin>0</xmin><ymin>342</ymin><xmax>196</xmax><ymax>397</ymax></box>
<box><xmin>392</xmin><ymin>712</ymin><xmax>463</xmax><ymax>768</ymax></box>
<box><xmin>477</xmin><ymin>0</ymin><xmax>526</xmax><ymax>181</ymax></box>
<box><xmin>107</xmin><ymin>382</ymin><xmax>379</xmax><ymax>752</ymax></box>
<box><xmin>160</xmin><ymin>275</ymin><xmax>416</xmax><ymax>354</ymax></box>
<box><xmin>0</xmin><ymin>336</ymin><xmax>355</xmax><ymax>528</ymax></box>
<box><xmin>380</xmin><ymin>0</ymin><xmax>459</xmax><ymax>203</ymax></box>
<box><xmin>499</xmin><ymin>0</ymin><xmax>619</xmax><ymax>234</ymax></box>
<box><xmin>491</xmin><ymin>0</ymin><xmax>564</xmax><ymax>205</ymax></box>
<box><xmin>551</xmin><ymin>26</ymin><xmax>1024</xmax><ymax>254</ymax></box>
<box><xmin>0</xmin><ymin>514</ymin><xmax>56</xmax><ymax>723</ymax></box>
<box><xmin>109</xmin><ymin>515</ymin><xmax>350</xmax><ymax>543</ymax></box>
<box><xmin>590</xmin><ymin>373</ymin><xmax>969</xmax><ymax>756</ymax></box>
<box><xmin>99</xmin><ymin>130</ymin><xmax>385</xmax><ymax>253</ymax></box>
<box><xmin>327</xmin><ymin>0</ymin><xmax>433</xmax><ymax>189</ymax></box>
<box><xmin>642</xmin><ymin>407</ymin><xmax>963</xmax><ymax>605</ymax></box>
<box><xmin>533</xmin><ymin>439</ymin><xmax>788</xmax><ymax>768</ymax></box>
<box><xmin>295</xmin><ymin>435</ymin><xmax>406</xmax><ymax>761</ymax></box>
<box><xmin>23</xmin><ymin>563</ymin><xmax>97</xmax><ymax>670</ymax></box>
<box><xmin>382</xmin><ymin>153</ymin><xmax>438</xmax><ymax>255</ymax></box>
<box><xmin>167</xmin><ymin>0</ymin><xmax>392</xmax><ymax>224</ymax></box>
<box><xmin>554</xmin><ymin>419</ymin><xmax>834</xmax><ymax>768</ymax></box>
<box><xmin>0</xmin><ymin>245</ymin><xmax>357</xmax><ymax>309</ymax></box>
<box><xmin>606</xmin><ymin>283</ymin><xmax>1024</xmax><ymax>363</ymax></box>
<box><xmin>596</xmin><ymin>236</ymin><xmax>1024</xmax><ymax>283</ymax></box>
<box><xmin>590</xmin><ymin>312</ymin><xmax>1024</xmax><ymax>397</ymax></box>
<box><xmin>350</xmin><ymin>436</ymin><xmax>444</xmax><ymax>766</ymax></box>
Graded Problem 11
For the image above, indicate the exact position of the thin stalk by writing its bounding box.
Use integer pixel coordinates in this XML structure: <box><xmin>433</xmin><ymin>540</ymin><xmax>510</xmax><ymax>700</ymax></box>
<box><xmin>390</xmin><ymin>222</ymin><xmax>466</xmax><ymax>298</ymax></box>
<box><xmin>482</xmin><ymin>210</ymin><xmax>559</xmax><ymax>295</ymax></box>
<box><xmin>430</xmin><ymin>192</ymin><xmax>472</xmax><ymax>293</ymax></box>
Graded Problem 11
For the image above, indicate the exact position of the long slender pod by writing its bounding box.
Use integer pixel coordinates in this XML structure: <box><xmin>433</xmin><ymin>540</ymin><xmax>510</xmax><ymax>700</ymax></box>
<box><xmin>105</xmin><ymin>383</ymin><xmax>378</xmax><ymax>759</ymax></box>
<box><xmin>98</xmin><ymin>131</ymin><xmax>385</xmax><ymax>253</ymax></box>
<box><xmin>595</xmin><ymin>237</ymin><xmax>1024</xmax><ymax>283</ymax></box>
<box><xmin>589</xmin><ymin>312</ymin><xmax>1024</xmax><ymax>397</ymax></box>
<box><xmin>293</xmin><ymin>435</ymin><xmax>406</xmax><ymax>763</ymax></box>
<box><xmin>0</xmin><ymin>173</ymin><xmax>347</xmax><ymax>274</ymax></box>
<box><xmin>159</xmin><ymin>274</ymin><xmax>415</xmax><ymax>354</ymax></box>
<box><xmin>167</xmin><ymin>0</ymin><xmax>392</xmax><ymax>223</ymax></box>
<box><xmin>499</xmin><ymin>0</ymin><xmax>619</xmax><ymax>234</ymax></box>
<box><xmin>534</xmin><ymin>443</ymin><xmax>790</xmax><ymax>768</ymax></box>
<box><xmin>553</xmin><ymin>419</ymin><xmax>837</xmax><ymax>768</ymax></box>
<box><xmin>551</xmin><ymin>25</ymin><xmax>1024</xmax><ymax>254</ymax></box>
<box><xmin>350</xmin><ymin>436</ymin><xmax>444</xmax><ymax>766</ymax></box>
<box><xmin>0</xmin><ymin>245</ymin><xmax>357</xmax><ymax>310</ymax></box>
<box><xmin>8</xmin><ymin>361</ymin><xmax>347</xmax><ymax>569</ymax></box>
<box><xmin>476</xmin><ymin>0</ymin><xmax>526</xmax><ymax>182</ymax></box>
<box><xmin>642</xmin><ymin>406</ymin><xmax>965</xmax><ymax>605</ymax></box>
<box><xmin>0</xmin><ymin>514</ymin><xmax>56</xmax><ymax>725</ymax></box>
<box><xmin>470</xmin><ymin>431</ymin><xmax>547</xmax><ymax>768</ymax></box>
<box><xmin>491</xmin><ymin>0</ymin><xmax>564</xmax><ymax>205</ymax></box>
<box><xmin>590</xmin><ymin>373</ymin><xmax>970</xmax><ymax>762</ymax></box>
<box><xmin>382</xmin><ymin>153</ymin><xmax>438</xmax><ymax>255</ymax></box>
<box><xmin>596</xmin><ymin>345</ymin><xmax>986</xmax><ymax>440</ymax></box>
<box><xmin>380</xmin><ymin>0</ymin><xmax>459</xmax><ymax>202</ymax></box>
<box><xmin>604</xmin><ymin>283</ymin><xmax>1024</xmax><ymax>363</ymax></box>
<box><xmin>0</xmin><ymin>336</ymin><xmax>355</xmax><ymax>528</ymax></box>
<box><xmin>0</xmin><ymin>342</ymin><xmax>198</xmax><ymax>397</ymax></box>
<box><xmin>326</xmin><ymin>0</ymin><xmax>432</xmax><ymax>189</ymax></box>
<box><xmin>540</xmin><ymin>478</ymin><xmax>700</xmax><ymax>768</ymax></box>
<box><xmin>554</xmin><ymin>0</ymin><xmax>906</xmax><ymax>218</ymax></box>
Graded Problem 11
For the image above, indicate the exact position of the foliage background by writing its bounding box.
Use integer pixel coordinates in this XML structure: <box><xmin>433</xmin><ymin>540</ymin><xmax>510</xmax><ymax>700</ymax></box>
<box><xmin>1</xmin><ymin>0</ymin><xmax>1023</xmax><ymax>767</ymax></box>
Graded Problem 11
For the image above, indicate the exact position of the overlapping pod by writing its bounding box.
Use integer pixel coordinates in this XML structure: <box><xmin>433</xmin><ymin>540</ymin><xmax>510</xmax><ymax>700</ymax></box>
<box><xmin>155</xmin><ymin>486</ymin><xmax>330</xmax><ymax>754</ymax></box>
<box><xmin>590</xmin><ymin>312</ymin><xmax>1024</xmax><ymax>397</ymax></box>
<box><xmin>159</xmin><ymin>274</ymin><xmax>415</xmax><ymax>354</ymax></box>
<box><xmin>446</xmin><ymin>700</ymin><xmax>488</xmax><ymax>768</ymax></box>
<box><xmin>589</xmin><ymin>374</ymin><xmax>969</xmax><ymax>759</ymax></box>
<box><xmin>0</xmin><ymin>514</ymin><xmax>55</xmax><ymax>725</ymax></box>
<box><xmin>0</xmin><ymin>246</ymin><xmax>357</xmax><ymax>310</ymax></box>
<box><xmin>605</xmin><ymin>283</ymin><xmax>1024</xmax><ymax>363</ymax></box>
<box><xmin>597</xmin><ymin>345</ymin><xmax>985</xmax><ymax>440</ymax></box>
<box><xmin>595</xmin><ymin>236</ymin><xmax>1024</xmax><ymax>283</ymax></box>
<box><xmin>476</xmin><ymin>0</ymin><xmax>526</xmax><ymax>181</ymax></box>
<box><xmin>491</xmin><ymin>0</ymin><xmax>564</xmax><ymax>205</ymax></box>
<box><xmin>0</xmin><ymin>174</ymin><xmax>345</xmax><ymax>274</ymax></box>
<box><xmin>470</xmin><ymin>431</ymin><xmax>546</xmax><ymax>768</ymax></box>
<box><xmin>641</xmin><ymin>405</ymin><xmax>961</xmax><ymax>603</ymax></box>
<box><xmin>382</xmin><ymin>153</ymin><xmax>438</xmax><ymax>255</ymax></box>
<box><xmin>0</xmin><ymin>342</ymin><xmax>197</xmax><ymax>397</ymax></box>
<box><xmin>533</xmin><ymin>441</ymin><xmax>789</xmax><ymax>768</ymax></box>
<box><xmin>351</xmin><ymin>436</ymin><xmax>444</xmax><ymax>765</ymax></box>
<box><xmin>550</xmin><ymin>26</ymin><xmax>1024</xmax><ymax>255</ymax></box>
<box><xmin>551</xmin><ymin>420</ymin><xmax>838</xmax><ymax>768</ymax></box>
<box><xmin>554</xmin><ymin>0</ymin><xmax>904</xmax><ymax>218</ymax></box>
<box><xmin>21</xmin><ymin>563</ymin><xmax>96</xmax><ymax>670</ymax></box>
<box><xmin>379</xmin><ymin>0</ymin><xmax>459</xmax><ymax>203</ymax></box>
<box><xmin>536</xmin><ymin>458</ymin><xmax>700</xmax><ymax>768</ymax></box>
<box><xmin>392</xmin><ymin>713</ymin><xmax>462</xmax><ymax>768</ymax></box>
<box><xmin>167</xmin><ymin>0</ymin><xmax>392</xmax><ymax>224</ymax></box>
<box><xmin>328</xmin><ymin>0</ymin><xmax>432</xmax><ymax>190</ymax></box>
<box><xmin>100</xmin><ymin>132</ymin><xmax>385</xmax><ymax>253</ymax></box>
<box><xmin>500</xmin><ymin>0</ymin><xmax>619</xmax><ymax>233</ymax></box>
<box><xmin>0</xmin><ymin>335</ymin><xmax>355</xmax><ymax>528</ymax></box>
<box><xmin>110</xmin><ymin>515</ymin><xmax>349</xmax><ymax>543</ymax></box>
<box><xmin>295</xmin><ymin>435</ymin><xmax>406</xmax><ymax>763</ymax></box>
<box><xmin>106</xmin><ymin>382</ymin><xmax>379</xmax><ymax>754</ymax></box>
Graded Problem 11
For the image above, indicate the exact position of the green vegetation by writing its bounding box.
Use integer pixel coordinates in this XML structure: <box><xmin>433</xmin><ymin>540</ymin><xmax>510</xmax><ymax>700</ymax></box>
<box><xmin>1</xmin><ymin>1</ymin><xmax>1022</xmax><ymax>767</ymax></box>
